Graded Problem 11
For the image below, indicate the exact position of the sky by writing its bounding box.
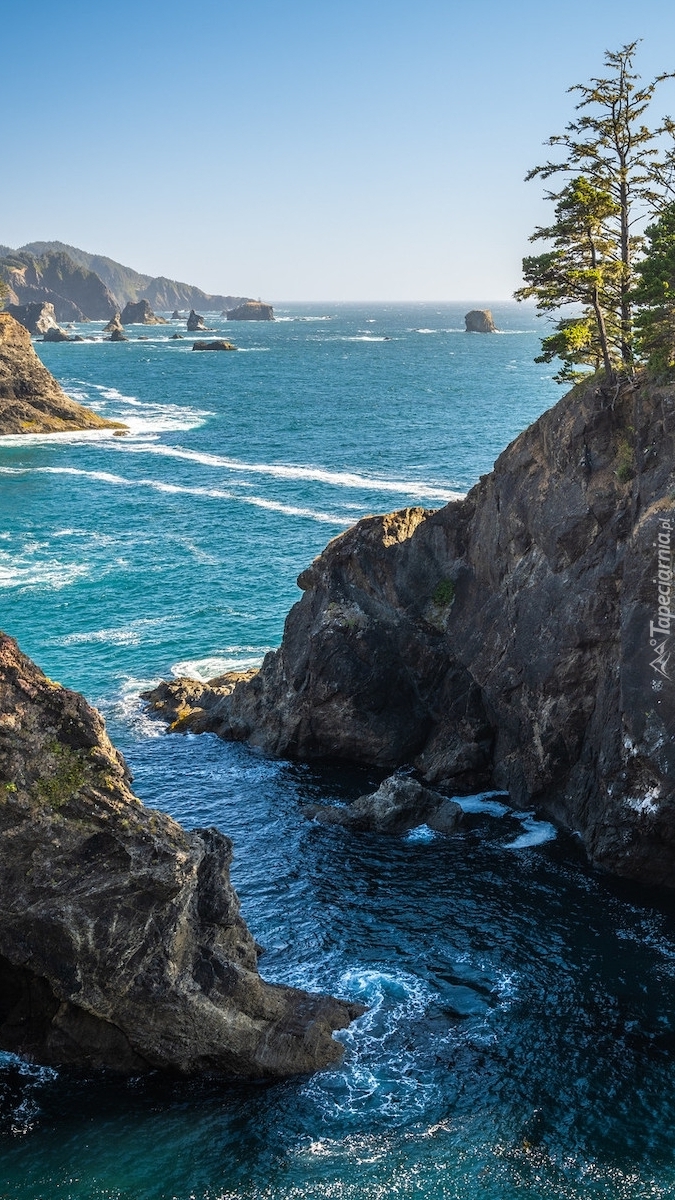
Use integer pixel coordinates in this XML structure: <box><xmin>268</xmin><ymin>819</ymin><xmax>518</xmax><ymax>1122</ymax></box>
<box><xmin>3</xmin><ymin>0</ymin><xmax>675</xmax><ymax>300</ymax></box>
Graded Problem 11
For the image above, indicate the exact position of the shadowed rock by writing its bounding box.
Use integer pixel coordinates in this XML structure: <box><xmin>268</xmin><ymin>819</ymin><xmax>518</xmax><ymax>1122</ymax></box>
<box><xmin>303</xmin><ymin>775</ymin><xmax>463</xmax><ymax>834</ymax></box>
<box><xmin>187</xmin><ymin>310</ymin><xmax>206</xmax><ymax>332</ymax></box>
<box><xmin>120</xmin><ymin>300</ymin><xmax>166</xmax><ymax>325</ymax></box>
<box><xmin>0</xmin><ymin>634</ymin><xmax>362</xmax><ymax>1076</ymax></box>
<box><xmin>192</xmin><ymin>340</ymin><xmax>237</xmax><ymax>352</ymax></box>
<box><xmin>6</xmin><ymin>302</ymin><xmax>59</xmax><ymax>335</ymax></box>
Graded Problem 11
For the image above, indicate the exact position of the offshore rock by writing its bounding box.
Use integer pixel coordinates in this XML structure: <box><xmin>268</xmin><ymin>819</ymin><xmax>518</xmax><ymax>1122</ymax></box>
<box><xmin>226</xmin><ymin>301</ymin><xmax>274</xmax><ymax>321</ymax></box>
<box><xmin>146</xmin><ymin>377</ymin><xmax>675</xmax><ymax>889</ymax></box>
<box><xmin>187</xmin><ymin>309</ymin><xmax>206</xmax><ymax>332</ymax></box>
<box><xmin>103</xmin><ymin>312</ymin><xmax>122</xmax><ymax>333</ymax></box>
<box><xmin>0</xmin><ymin>633</ymin><xmax>362</xmax><ymax>1076</ymax></box>
<box><xmin>192</xmin><ymin>340</ymin><xmax>237</xmax><ymax>352</ymax></box>
<box><xmin>465</xmin><ymin>309</ymin><xmax>496</xmax><ymax>333</ymax></box>
<box><xmin>0</xmin><ymin>314</ymin><xmax>125</xmax><ymax>434</ymax></box>
<box><xmin>42</xmin><ymin>326</ymin><xmax>71</xmax><ymax>343</ymax></box>
<box><xmin>120</xmin><ymin>299</ymin><xmax>166</xmax><ymax>325</ymax></box>
<box><xmin>304</xmin><ymin>775</ymin><xmax>463</xmax><ymax>834</ymax></box>
<box><xmin>171</xmin><ymin>310</ymin><xmax>181</xmax><ymax>320</ymax></box>
<box><xmin>6</xmin><ymin>302</ymin><xmax>59</xmax><ymax>335</ymax></box>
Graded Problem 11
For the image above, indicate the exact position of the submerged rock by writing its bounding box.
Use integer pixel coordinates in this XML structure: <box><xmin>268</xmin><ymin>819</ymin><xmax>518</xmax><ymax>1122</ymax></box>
<box><xmin>226</xmin><ymin>301</ymin><xmax>274</xmax><ymax>321</ymax></box>
<box><xmin>120</xmin><ymin>299</ymin><xmax>166</xmax><ymax>325</ymax></box>
<box><xmin>304</xmin><ymin>775</ymin><xmax>463</xmax><ymax>834</ymax></box>
<box><xmin>0</xmin><ymin>634</ymin><xmax>362</xmax><ymax>1076</ymax></box>
<box><xmin>465</xmin><ymin>309</ymin><xmax>496</xmax><ymax>333</ymax></box>
<box><xmin>0</xmin><ymin>313</ymin><xmax>126</xmax><ymax>434</ymax></box>
<box><xmin>145</xmin><ymin>375</ymin><xmax>675</xmax><ymax>888</ymax></box>
<box><xmin>192</xmin><ymin>340</ymin><xmax>237</xmax><ymax>351</ymax></box>
<box><xmin>187</xmin><ymin>309</ymin><xmax>206</xmax><ymax>332</ymax></box>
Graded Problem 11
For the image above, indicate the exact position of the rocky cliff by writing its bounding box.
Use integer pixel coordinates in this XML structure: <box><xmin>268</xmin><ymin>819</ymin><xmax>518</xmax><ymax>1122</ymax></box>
<box><xmin>0</xmin><ymin>252</ymin><xmax>117</xmax><ymax>321</ymax></box>
<box><xmin>226</xmin><ymin>301</ymin><xmax>274</xmax><ymax>321</ymax></box>
<box><xmin>0</xmin><ymin>314</ymin><xmax>125</xmax><ymax>434</ymax></box>
<box><xmin>146</xmin><ymin>377</ymin><xmax>675</xmax><ymax>888</ymax></box>
<box><xmin>0</xmin><ymin>633</ymin><xmax>361</xmax><ymax>1076</ymax></box>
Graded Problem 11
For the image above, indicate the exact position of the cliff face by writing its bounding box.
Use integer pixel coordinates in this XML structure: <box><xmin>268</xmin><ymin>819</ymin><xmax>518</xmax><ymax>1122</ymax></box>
<box><xmin>1</xmin><ymin>252</ymin><xmax>117</xmax><ymax>321</ymax></box>
<box><xmin>0</xmin><ymin>314</ymin><xmax>125</xmax><ymax>434</ymax></box>
<box><xmin>146</xmin><ymin>378</ymin><xmax>675</xmax><ymax>888</ymax></box>
<box><xmin>0</xmin><ymin>633</ymin><xmax>360</xmax><ymax>1076</ymax></box>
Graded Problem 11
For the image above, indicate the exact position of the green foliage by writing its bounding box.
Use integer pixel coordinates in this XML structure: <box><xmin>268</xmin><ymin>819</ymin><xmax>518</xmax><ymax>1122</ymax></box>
<box><xmin>519</xmin><ymin>42</ymin><xmax>675</xmax><ymax>380</ymax></box>
<box><xmin>633</xmin><ymin>202</ymin><xmax>675</xmax><ymax>375</ymax></box>
<box><xmin>616</xmin><ymin>438</ymin><xmax>634</xmax><ymax>483</ymax></box>
<box><xmin>35</xmin><ymin>742</ymin><xmax>87</xmax><ymax>810</ymax></box>
<box><xmin>516</xmin><ymin>176</ymin><xmax>622</xmax><ymax>382</ymax></box>
<box><xmin>0</xmin><ymin>276</ymin><xmax>8</xmax><ymax>307</ymax></box>
<box><xmin>432</xmin><ymin>579</ymin><xmax>455</xmax><ymax>607</ymax></box>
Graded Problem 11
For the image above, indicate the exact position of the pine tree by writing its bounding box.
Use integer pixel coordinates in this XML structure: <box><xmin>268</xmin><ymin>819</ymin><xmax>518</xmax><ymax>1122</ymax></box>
<box><xmin>633</xmin><ymin>202</ymin><xmax>675</xmax><ymax>374</ymax></box>
<box><xmin>520</xmin><ymin>42</ymin><xmax>674</xmax><ymax>380</ymax></box>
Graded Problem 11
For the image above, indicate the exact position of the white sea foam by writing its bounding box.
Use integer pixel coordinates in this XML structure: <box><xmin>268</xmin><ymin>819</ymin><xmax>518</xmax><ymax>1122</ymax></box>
<box><xmin>54</xmin><ymin>616</ymin><xmax>177</xmax><ymax>648</ymax></box>
<box><xmin>171</xmin><ymin>648</ymin><xmax>269</xmax><ymax>680</ymax></box>
<box><xmin>506</xmin><ymin>814</ymin><xmax>558</xmax><ymax>849</ymax></box>
<box><xmin>101</xmin><ymin>676</ymin><xmax>166</xmax><ymax>738</ymax></box>
<box><xmin>404</xmin><ymin>824</ymin><xmax>436</xmax><ymax>843</ymax></box>
<box><xmin>0</xmin><ymin>466</ymin><xmax>349</xmax><ymax>524</ymax></box>
<box><xmin>0</xmin><ymin>549</ymin><xmax>90</xmax><ymax>591</ymax></box>
<box><xmin>111</xmin><ymin>443</ymin><xmax>462</xmax><ymax>502</ymax></box>
<box><xmin>454</xmin><ymin>790</ymin><xmax>510</xmax><ymax>817</ymax></box>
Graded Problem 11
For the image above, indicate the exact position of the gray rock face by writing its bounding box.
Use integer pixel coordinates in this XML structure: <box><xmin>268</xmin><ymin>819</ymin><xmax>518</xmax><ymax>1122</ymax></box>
<box><xmin>6</xmin><ymin>302</ymin><xmax>58</xmax><ymax>335</ymax></box>
<box><xmin>145</xmin><ymin>376</ymin><xmax>675</xmax><ymax>889</ymax></box>
<box><xmin>187</xmin><ymin>310</ymin><xmax>206</xmax><ymax>332</ymax></box>
<box><xmin>42</xmin><ymin>327</ymin><xmax>71</xmax><ymax>343</ymax></box>
<box><xmin>120</xmin><ymin>300</ymin><xmax>166</xmax><ymax>325</ymax></box>
<box><xmin>304</xmin><ymin>775</ymin><xmax>463</xmax><ymax>834</ymax></box>
<box><xmin>465</xmin><ymin>309</ymin><xmax>496</xmax><ymax>333</ymax></box>
<box><xmin>226</xmin><ymin>301</ymin><xmax>274</xmax><ymax>321</ymax></box>
<box><xmin>0</xmin><ymin>634</ymin><xmax>362</xmax><ymax>1076</ymax></box>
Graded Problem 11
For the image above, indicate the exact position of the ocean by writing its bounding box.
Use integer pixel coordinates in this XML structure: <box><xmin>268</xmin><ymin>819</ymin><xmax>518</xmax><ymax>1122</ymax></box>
<box><xmin>3</xmin><ymin>303</ymin><xmax>675</xmax><ymax>1199</ymax></box>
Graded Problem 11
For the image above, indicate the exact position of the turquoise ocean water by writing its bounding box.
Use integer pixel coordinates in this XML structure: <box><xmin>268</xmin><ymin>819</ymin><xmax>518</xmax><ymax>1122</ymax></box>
<box><xmin>3</xmin><ymin>304</ymin><xmax>675</xmax><ymax>1198</ymax></box>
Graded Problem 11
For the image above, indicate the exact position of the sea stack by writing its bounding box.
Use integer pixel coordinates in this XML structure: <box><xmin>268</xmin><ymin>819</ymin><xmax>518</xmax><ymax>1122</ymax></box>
<box><xmin>187</xmin><ymin>309</ymin><xmax>206</xmax><ymax>332</ymax></box>
<box><xmin>0</xmin><ymin>632</ymin><xmax>362</xmax><ymax>1076</ymax></box>
<box><xmin>120</xmin><ymin>299</ymin><xmax>166</xmax><ymax>325</ymax></box>
<box><xmin>6</xmin><ymin>302</ymin><xmax>59</xmax><ymax>336</ymax></box>
<box><xmin>0</xmin><ymin>313</ymin><xmax>125</xmax><ymax>434</ymax></box>
<box><xmin>226</xmin><ymin>301</ymin><xmax>274</xmax><ymax>321</ymax></box>
<box><xmin>465</xmin><ymin>309</ymin><xmax>497</xmax><ymax>333</ymax></box>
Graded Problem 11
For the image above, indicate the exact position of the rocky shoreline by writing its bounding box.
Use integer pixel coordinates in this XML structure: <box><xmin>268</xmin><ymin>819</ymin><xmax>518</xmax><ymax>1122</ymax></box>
<box><xmin>0</xmin><ymin>634</ymin><xmax>362</xmax><ymax>1076</ymax></box>
<box><xmin>145</xmin><ymin>375</ymin><xmax>675</xmax><ymax>889</ymax></box>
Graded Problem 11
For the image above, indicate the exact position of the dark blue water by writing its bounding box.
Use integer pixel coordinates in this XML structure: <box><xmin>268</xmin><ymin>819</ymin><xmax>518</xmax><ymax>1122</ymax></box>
<box><xmin>3</xmin><ymin>305</ymin><xmax>675</xmax><ymax>1199</ymax></box>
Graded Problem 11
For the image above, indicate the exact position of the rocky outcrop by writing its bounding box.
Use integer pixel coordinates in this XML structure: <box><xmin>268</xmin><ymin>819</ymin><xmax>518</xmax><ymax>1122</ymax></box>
<box><xmin>104</xmin><ymin>314</ymin><xmax>128</xmax><ymax>342</ymax></box>
<box><xmin>465</xmin><ymin>309</ymin><xmax>496</xmax><ymax>333</ymax></box>
<box><xmin>6</xmin><ymin>302</ymin><xmax>58</xmax><ymax>335</ymax></box>
<box><xmin>226</xmin><ymin>301</ymin><xmax>274</xmax><ymax>321</ymax></box>
<box><xmin>0</xmin><ymin>314</ymin><xmax>126</xmax><ymax>434</ymax></box>
<box><xmin>187</xmin><ymin>310</ymin><xmax>206</xmax><ymax>332</ymax></box>
<box><xmin>103</xmin><ymin>313</ymin><xmax>122</xmax><ymax>333</ymax></box>
<box><xmin>192</xmin><ymin>340</ymin><xmax>237</xmax><ymax>351</ymax></box>
<box><xmin>171</xmin><ymin>310</ymin><xmax>181</xmax><ymax>320</ymax></box>
<box><xmin>303</xmin><ymin>775</ymin><xmax>463</xmax><ymax>834</ymax></box>
<box><xmin>42</xmin><ymin>327</ymin><xmax>71</xmax><ymax>343</ymax></box>
<box><xmin>145</xmin><ymin>376</ymin><xmax>675</xmax><ymax>888</ymax></box>
<box><xmin>0</xmin><ymin>633</ymin><xmax>362</xmax><ymax>1076</ymax></box>
<box><xmin>120</xmin><ymin>300</ymin><xmax>166</xmax><ymax>325</ymax></box>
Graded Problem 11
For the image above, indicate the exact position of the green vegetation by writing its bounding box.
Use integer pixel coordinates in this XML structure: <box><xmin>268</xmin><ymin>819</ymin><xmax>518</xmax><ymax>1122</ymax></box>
<box><xmin>616</xmin><ymin>438</ymin><xmax>634</xmax><ymax>483</ymax></box>
<box><xmin>517</xmin><ymin>42</ymin><xmax>675</xmax><ymax>384</ymax></box>
<box><xmin>432</xmin><ymin>579</ymin><xmax>455</xmax><ymax>607</ymax></box>
<box><xmin>633</xmin><ymin>203</ymin><xmax>675</xmax><ymax>376</ymax></box>
<box><xmin>35</xmin><ymin>742</ymin><xmax>87</xmax><ymax>810</ymax></box>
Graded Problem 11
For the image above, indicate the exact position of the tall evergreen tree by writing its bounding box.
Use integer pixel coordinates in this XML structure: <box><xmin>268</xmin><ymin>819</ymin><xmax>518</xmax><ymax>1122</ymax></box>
<box><xmin>515</xmin><ymin>176</ymin><xmax>621</xmax><ymax>383</ymax></box>
<box><xmin>633</xmin><ymin>202</ymin><xmax>675</xmax><ymax>374</ymax></box>
<box><xmin>521</xmin><ymin>42</ymin><xmax>673</xmax><ymax>377</ymax></box>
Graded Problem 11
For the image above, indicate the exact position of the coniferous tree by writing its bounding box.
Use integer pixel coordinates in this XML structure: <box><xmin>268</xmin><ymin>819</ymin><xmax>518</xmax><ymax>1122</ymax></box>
<box><xmin>515</xmin><ymin>176</ymin><xmax>621</xmax><ymax>382</ymax></box>
<box><xmin>633</xmin><ymin>202</ymin><xmax>675</xmax><ymax>374</ymax></box>
<box><xmin>520</xmin><ymin>42</ymin><xmax>674</xmax><ymax>380</ymax></box>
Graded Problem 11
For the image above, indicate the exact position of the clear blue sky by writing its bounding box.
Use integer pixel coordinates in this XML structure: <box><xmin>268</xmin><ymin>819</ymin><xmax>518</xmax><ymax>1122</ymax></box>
<box><xmin>3</xmin><ymin>0</ymin><xmax>675</xmax><ymax>300</ymax></box>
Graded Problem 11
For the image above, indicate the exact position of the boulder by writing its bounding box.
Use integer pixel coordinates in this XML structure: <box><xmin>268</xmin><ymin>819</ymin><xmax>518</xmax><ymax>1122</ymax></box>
<box><xmin>0</xmin><ymin>313</ymin><xmax>126</xmax><ymax>434</ymax></box>
<box><xmin>0</xmin><ymin>633</ymin><xmax>363</xmax><ymax>1076</ymax></box>
<box><xmin>304</xmin><ymin>775</ymin><xmax>463</xmax><ymax>834</ymax></box>
<box><xmin>192</xmin><ymin>340</ymin><xmax>237</xmax><ymax>351</ymax></box>
<box><xmin>109</xmin><ymin>327</ymin><xmax>128</xmax><ymax>342</ymax></box>
<box><xmin>103</xmin><ymin>312</ymin><xmax>122</xmax><ymax>333</ymax></box>
<box><xmin>42</xmin><ymin>327</ymin><xmax>71</xmax><ymax>343</ymax></box>
<box><xmin>187</xmin><ymin>309</ymin><xmax>206</xmax><ymax>332</ymax></box>
<box><xmin>465</xmin><ymin>309</ymin><xmax>497</xmax><ymax>333</ymax></box>
<box><xmin>171</xmin><ymin>310</ymin><xmax>181</xmax><ymax>320</ymax></box>
<box><xmin>171</xmin><ymin>332</ymin><xmax>183</xmax><ymax>339</ymax></box>
<box><xmin>120</xmin><ymin>299</ymin><xmax>166</xmax><ymax>325</ymax></box>
<box><xmin>6</xmin><ymin>302</ymin><xmax>58</xmax><ymax>335</ymax></box>
<box><xmin>226</xmin><ymin>301</ymin><xmax>274</xmax><ymax>321</ymax></box>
